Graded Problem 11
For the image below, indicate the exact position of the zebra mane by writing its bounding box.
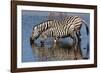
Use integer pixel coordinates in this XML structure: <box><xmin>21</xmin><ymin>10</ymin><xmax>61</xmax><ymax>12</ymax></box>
<box><xmin>33</xmin><ymin>19</ymin><xmax>54</xmax><ymax>30</ymax></box>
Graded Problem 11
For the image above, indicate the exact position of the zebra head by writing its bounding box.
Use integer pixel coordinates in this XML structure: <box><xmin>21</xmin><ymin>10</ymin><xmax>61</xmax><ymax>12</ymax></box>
<box><xmin>31</xmin><ymin>26</ymin><xmax>40</xmax><ymax>40</ymax></box>
<box><xmin>30</xmin><ymin>26</ymin><xmax>40</xmax><ymax>46</ymax></box>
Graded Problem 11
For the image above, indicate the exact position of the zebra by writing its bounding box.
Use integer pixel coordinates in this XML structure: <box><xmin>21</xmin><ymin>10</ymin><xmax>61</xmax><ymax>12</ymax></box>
<box><xmin>30</xmin><ymin>16</ymin><xmax>89</xmax><ymax>48</ymax></box>
<box><xmin>30</xmin><ymin>16</ymin><xmax>89</xmax><ymax>59</ymax></box>
<box><xmin>30</xmin><ymin>16</ymin><xmax>89</xmax><ymax>44</ymax></box>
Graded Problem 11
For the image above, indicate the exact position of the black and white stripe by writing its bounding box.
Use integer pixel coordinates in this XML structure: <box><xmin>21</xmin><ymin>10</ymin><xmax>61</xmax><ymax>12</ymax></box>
<box><xmin>33</xmin><ymin>20</ymin><xmax>61</xmax><ymax>33</ymax></box>
<box><xmin>31</xmin><ymin>19</ymin><xmax>62</xmax><ymax>40</ymax></box>
<box><xmin>32</xmin><ymin>16</ymin><xmax>89</xmax><ymax>38</ymax></box>
<box><xmin>38</xmin><ymin>16</ymin><xmax>89</xmax><ymax>40</ymax></box>
<box><xmin>62</xmin><ymin>16</ymin><xmax>89</xmax><ymax>36</ymax></box>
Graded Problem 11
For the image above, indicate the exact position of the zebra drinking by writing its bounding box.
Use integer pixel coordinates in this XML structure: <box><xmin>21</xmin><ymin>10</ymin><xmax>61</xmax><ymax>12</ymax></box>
<box><xmin>31</xmin><ymin>16</ymin><xmax>89</xmax><ymax>46</ymax></box>
<box><xmin>30</xmin><ymin>16</ymin><xmax>89</xmax><ymax>59</ymax></box>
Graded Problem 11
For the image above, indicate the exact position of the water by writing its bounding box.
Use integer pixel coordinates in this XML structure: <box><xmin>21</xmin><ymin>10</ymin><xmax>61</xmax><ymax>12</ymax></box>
<box><xmin>22</xmin><ymin>10</ymin><xmax>90</xmax><ymax>62</ymax></box>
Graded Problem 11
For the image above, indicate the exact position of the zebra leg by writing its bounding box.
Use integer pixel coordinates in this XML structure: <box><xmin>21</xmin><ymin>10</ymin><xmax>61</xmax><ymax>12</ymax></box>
<box><xmin>53</xmin><ymin>38</ymin><xmax>57</xmax><ymax>48</ymax></box>
<box><xmin>40</xmin><ymin>34</ymin><xmax>47</xmax><ymax>47</ymax></box>
<box><xmin>72</xmin><ymin>32</ymin><xmax>78</xmax><ymax>60</ymax></box>
<box><xmin>76</xmin><ymin>32</ymin><xmax>83</xmax><ymax>59</ymax></box>
<box><xmin>53</xmin><ymin>37</ymin><xmax>59</xmax><ymax>48</ymax></box>
<box><xmin>77</xmin><ymin>31</ymin><xmax>81</xmax><ymax>41</ymax></box>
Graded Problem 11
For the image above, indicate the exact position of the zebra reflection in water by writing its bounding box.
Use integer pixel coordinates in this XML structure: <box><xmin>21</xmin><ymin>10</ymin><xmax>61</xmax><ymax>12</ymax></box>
<box><xmin>31</xmin><ymin>37</ymin><xmax>82</xmax><ymax>61</ymax></box>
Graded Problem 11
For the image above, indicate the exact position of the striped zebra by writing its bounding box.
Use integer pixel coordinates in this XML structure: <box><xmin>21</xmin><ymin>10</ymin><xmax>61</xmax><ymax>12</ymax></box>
<box><xmin>30</xmin><ymin>16</ymin><xmax>89</xmax><ymax>47</ymax></box>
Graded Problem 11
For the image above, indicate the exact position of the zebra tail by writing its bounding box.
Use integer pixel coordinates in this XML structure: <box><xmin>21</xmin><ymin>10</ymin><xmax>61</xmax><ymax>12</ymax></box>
<box><xmin>82</xmin><ymin>20</ymin><xmax>89</xmax><ymax>35</ymax></box>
